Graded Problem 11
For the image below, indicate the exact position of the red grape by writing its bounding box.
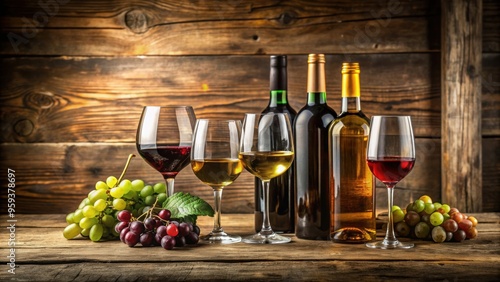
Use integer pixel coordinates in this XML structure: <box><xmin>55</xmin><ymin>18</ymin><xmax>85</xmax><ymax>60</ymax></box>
<box><xmin>167</xmin><ymin>223</ymin><xmax>179</xmax><ymax>237</ymax></box>
<box><xmin>453</xmin><ymin>230</ymin><xmax>466</xmax><ymax>242</ymax></box>
<box><xmin>115</xmin><ymin>221</ymin><xmax>129</xmax><ymax>233</ymax></box>
<box><xmin>117</xmin><ymin>210</ymin><xmax>132</xmax><ymax>222</ymax></box>
<box><xmin>129</xmin><ymin>221</ymin><xmax>145</xmax><ymax>234</ymax></box>
<box><xmin>140</xmin><ymin>232</ymin><xmax>154</xmax><ymax>247</ymax></box>
<box><xmin>404</xmin><ymin>211</ymin><xmax>420</xmax><ymax>227</ymax></box>
<box><xmin>458</xmin><ymin>219</ymin><xmax>473</xmax><ymax>231</ymax></box>
<box><xmin>124</xmin><ymin>231</ymin><xmax>140</xmax><ymax>247</ymax></box>
<box><xmin>161</xmin><ymin>235</ymin><xmax>176</xmax><ymax>250</ymax></box>
<box><xmin>158</xmin><ymin>209</ymin><xmax>171</xmax><ymax>221</ymax></box>
<box><xmin>465</xmin><ymin>227</ymin><xmax>478</xmax><ymax>239</ymax></box>
<box><xmin>442</xmin><ymin>219</ymin><xmax>459</xmax><ymax>233</ymax></box>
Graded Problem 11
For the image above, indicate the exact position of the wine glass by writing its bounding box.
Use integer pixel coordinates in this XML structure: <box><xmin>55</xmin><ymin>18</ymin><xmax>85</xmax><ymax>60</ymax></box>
<box><xmin>136</xmin><ymin>106</ymin><xmax>196</xmax><ymax>197</ymax></box>
<box><xmin>365</xmin><ymin>116</ymin><xmax>416</xmax><ymax>249</ymax></box>
<box><xmin>191</xmin><ymin>119</ymin><xmax>243</xmax><ymax>244</ymax></box>
<box><xmin>239</xmin><ymin>113</ymin><xmax>294</xmax><ymax>244</ymax></box>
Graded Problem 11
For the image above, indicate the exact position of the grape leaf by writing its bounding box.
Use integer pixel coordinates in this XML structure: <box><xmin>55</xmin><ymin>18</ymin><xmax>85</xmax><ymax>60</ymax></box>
<box><xmin>162</xmin><ymin>192</ymin><xmax>214</xmax><ymax>224</ymax></box>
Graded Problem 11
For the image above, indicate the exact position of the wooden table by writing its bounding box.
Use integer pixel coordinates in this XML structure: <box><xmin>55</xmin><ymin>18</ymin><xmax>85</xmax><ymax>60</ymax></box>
<box><xmin>1</xmin><ymin>213</ymin><xmax>499</xmax><ymax>281</ymax></box>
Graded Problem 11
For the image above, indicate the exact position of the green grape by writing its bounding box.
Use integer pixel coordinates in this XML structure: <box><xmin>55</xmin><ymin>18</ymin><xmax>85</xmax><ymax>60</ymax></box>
<box><xmin>79</xmin><ymin>217</ymin><xmax>98</xmax><ymax>229</ymax></box>
<box><xmin>140</xmin><ymin>185</ymin><xmax>154</xmax><ymax>198</ymax></box>
<box><xmin>443</xmin><ymin>213</ymin><xmax>451</xmax><ymax>221</ymax></box>
<box><xmin>393</xmin><ymin>208</ymin><xmax>405</xmax><ymax>223</ymax></box>
<box><xmin>81</xmin><ymin>228</ymin><xmax>91</xmax><ymax>237</ymax></box>
<box><xmin>95</xmin><ymin>180</ymin><xmax>109</xmax><ymax>190</ymax></box>
<box><xmin>110</xmin><ymin>187</ymin><xmax>125</xmax><ymax>198</ymax></box>
<box><xmin>106</xmin><ymin>176</ymin><xmax>118</xmax><ymax>188</ymax></box>
<box><xmin>89</xmin><ymin>223</ymin><xmax>104</xmax><ymax>242</ymax></box>
<box><xmin>65</xmin><ymin>213</ymin><xmax>74</xmax><ymax>224</ymax></box>
<box><xmin>430</xmin><ymin>211</ymin><xmax>444</xmax><ymax>226</ymax></box>
<box><xmin>73</xmin><ymin>209</ymin><xmax>84</xmax><ymax>223</ymax></box>
<box><xmin>119</xmin><ymin>179</ymin><xmax>132</xmax><ymax>193</ymax></box>
<box><xmin>414</xmin><ymin>222</ymin><xmax>431</xmax><ymax>239</ymax></box>
<box><xmin>79</xmin><ymin>198</ymin><xmax>90</xmax><ymax>209</ymax></box>
<box><xmin>82</xmin><ymin>205</ymin><xmax>98</xmax><ymax>218</ymax></box>
<box><xmin>131</xmin><ymin>179</ymin><xmax>145</xmax><ymax>192</ymax></box>
<box><xmin>144</xmin><ymin>195</ymin><xmax>156</xmax><ymax>206</ymax></box>
<box><xmin>441</xmin><ymin>204</ymin><xmax>451</xmax><ymax>214</ymax></box>
<box><xmin>101</xmin><ymin>214</ymin><xmax>116</xmax><ymax>228</ymax></box>
<box><xmin>391</xmin><ymin>205</ymin><xmax>401</xmax><ymax>212</ymax></box>
<box><xmin>123</xmin><ymin>190</ymin><xmax>138</xmax><ymax>200</ymax></box>
<box><xmin>63</xmin><ymin>223</ymin><xmax>82</xmax><ymax>239</ymax></box>
<box><xmin>424</xmin><ymin>203</ymin><xmax>435</xmax><ymax>214</ymax></box>
<box><xmin>413</xmin><ymin>199</ymin><xmax>425</xmax><ymax>213</ymax></box>
<box><xmin>431</xmin><ymin>226</ymin><xmax>446</xmax><ymax>243</ymax></box>
<box><xmin>157</xmin><ymin>192</ymin><xmax>167</xmax><ymax>204</ymax></box>
<box><xmin>113</xmin><ymin>198</ymin><xmax>126</xmax><ymax>210</ymax></box>
<box><xmin>102</xmin><ymin>226</ymin><xmax>110</xmax><ymax>238</ymax></box>
<box><xmin>433</xmin><ymin>202</ymin><xmax>442</xmax><ymax>210</ymax></box>
<box><xmin>88</xmin><ymin>188</ymin><xmax>107</xmax><ymax>204</ymax></box>
<box><xmin>154</xmin><ymin>182</ymin><xmax>167</xmax><ymax>194</ymax></box>
<box><xmin>406</xmin><ymin>202</ymin><xmax>414</xmax><ymax>213</ymax></box>
<box><xmin>94</xmin><ymin>199</ymin><xmax>107</xmax><ymax>212</ymax></box>
<box><xmin>142</xmin><ymin>206</ymin><xmax>151</xmax><ymax>214</ymax></box>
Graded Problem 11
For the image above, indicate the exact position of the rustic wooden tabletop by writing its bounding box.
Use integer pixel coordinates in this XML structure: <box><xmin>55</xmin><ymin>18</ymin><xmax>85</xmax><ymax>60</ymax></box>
<box><xmin>1</xmin><ymin>213</ymin><xmax>499</xmax><ymax>281</ymax></box>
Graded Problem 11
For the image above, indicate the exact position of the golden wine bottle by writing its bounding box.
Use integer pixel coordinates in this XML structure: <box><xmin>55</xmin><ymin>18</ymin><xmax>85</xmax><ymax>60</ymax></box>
<box><xmin>329</xmin><ymin>62</ymin><xmax>376</xmax><ymax>243</ymax></box>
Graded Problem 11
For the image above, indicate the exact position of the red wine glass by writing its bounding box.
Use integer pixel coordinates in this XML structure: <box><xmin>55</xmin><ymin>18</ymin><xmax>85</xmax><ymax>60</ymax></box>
<box><xmin>366</xmin><ymin>116</ymin><xmax>416</xmax><ymax>249</ymax></box>
<box><xmin>136</xmin><ymin>106</ymin><xmax>196</xmax><ymax>196</ymax></box>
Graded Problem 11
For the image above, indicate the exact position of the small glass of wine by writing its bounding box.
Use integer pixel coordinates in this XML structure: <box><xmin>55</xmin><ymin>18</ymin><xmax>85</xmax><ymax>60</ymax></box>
<box><xmin>136</xmin><ymin>106</ymin><xmax>196</xmax><ymax>196</ymax></box>
<box><xmin>239</xmin><ymin>113</ymin><xmax>294</xmax><ymax>244</ymax></box>
<box><xmin>365</xmin><ymin>115</ymin><xmax>416</xmax><ymax>249</ymax></box>
<box><xmin>191</xmin><ymin>119</ymin><xmax>243</xmax><ymax>244</ymax></box>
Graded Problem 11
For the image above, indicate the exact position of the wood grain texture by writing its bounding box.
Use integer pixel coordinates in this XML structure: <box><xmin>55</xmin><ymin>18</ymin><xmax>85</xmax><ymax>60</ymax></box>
<box><xmin>0</xmin><ymin>213</ymin><xmax>499</xmax><ymax>281</ymax></box>
<box><xmin>0</xmin><ymin>53</ymin><xmax>443</xmax><ymax>143</ymax></box>
<box><xmin>441</xmin><ymin>0</ymin><xmax>483</xmax><ymax>212</ymax></box>
<box><xmin>0</xmin><ymin>138</ymin><xmax>450</xmax><ymax>214</ymax></box>
<box><xmin>0</xmin><ymin>0</ymin><xmax>439</xmax><ymax>55</ymax></box>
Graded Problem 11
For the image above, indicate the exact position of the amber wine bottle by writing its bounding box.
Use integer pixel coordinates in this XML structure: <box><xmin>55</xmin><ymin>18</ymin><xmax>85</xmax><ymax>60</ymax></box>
<box><xmin>329</xmin><ymin>62</ymin><xmax>376</xmax><ymax>243</ymax></box>
<box><xmin>295</xmin><ymin>54</ymin><xmax>337</xmax><ymax>240</ymax></box>
<box><xmin>255</xmin><ymin>55</ymin><xmax>296</xmax><ymax>233</ymax></box>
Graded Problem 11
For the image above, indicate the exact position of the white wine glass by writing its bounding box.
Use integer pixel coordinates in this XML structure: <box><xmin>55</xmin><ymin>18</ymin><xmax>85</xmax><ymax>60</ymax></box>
<box><xmin>136</xmin><ymin>106</ymin><xmax>196</xmax><ymax>197</ymax></box>
<box><xmin>239</xmin><ymin>113</ymin><xmax>294</xmax><ymax>244</ymax></box>
<box><xmin>366</xmin><ymin>116</ymin><xmax>416</xmax><ymax>249</ymax></box>
<box><xmin>191</xmin><ymin>119</ymin><xmax>243</xmax><ymax>244</ymax></box>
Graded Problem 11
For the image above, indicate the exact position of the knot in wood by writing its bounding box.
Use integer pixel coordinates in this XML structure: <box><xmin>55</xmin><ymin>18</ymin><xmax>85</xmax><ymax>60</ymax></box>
<box><xmin>26</xmin><ymin>92</ymin><xmax>57</xmax><ymax>109</ymax></box>
<box><xmin>14</xmin><ymin>119</ymin><xmax>34</xmax><ymax>137</ymax></box>
<box><xmin>125</xmin><ymin>9</ymin><xmax>149</xmax><ymax>34</ymax></box>
<box><xmin>467</xmin><ymin>65</ymin><xmax>478</xmax><ymax>78</ymax></box>
<box><xmin>278</xmin><ymin>12</ymin><xmax>296</xmax><ymax>25</ymax></box>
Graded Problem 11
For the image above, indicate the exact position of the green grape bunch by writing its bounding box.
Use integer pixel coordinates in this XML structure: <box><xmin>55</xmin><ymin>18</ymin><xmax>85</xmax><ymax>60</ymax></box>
<box><xmin>63</xmin><ymin>154</ymin><xmax>214</xmax><ymax>243</ymax></box>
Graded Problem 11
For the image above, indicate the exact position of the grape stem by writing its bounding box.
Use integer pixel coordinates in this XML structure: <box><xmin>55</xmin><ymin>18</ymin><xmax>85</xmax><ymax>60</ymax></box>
<box><xmin>116</xmin><ymin>154</ymin><xmax>136</xmax><ymax>185</ymax></box>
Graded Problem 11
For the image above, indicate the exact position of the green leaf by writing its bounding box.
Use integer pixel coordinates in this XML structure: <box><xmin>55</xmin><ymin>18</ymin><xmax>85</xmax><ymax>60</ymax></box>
<box><xmin>162</xmin><ymin>192</ymin><xmax>214</xmax><ymax>224</ymax></box>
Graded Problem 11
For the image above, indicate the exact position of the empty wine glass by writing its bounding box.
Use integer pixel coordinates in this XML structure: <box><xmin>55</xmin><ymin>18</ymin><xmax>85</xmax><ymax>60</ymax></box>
<box><xmin>191</xmin><ymin>119</ymin><xmax>243</xmax><ymax>244</ymax></box>
<box><xmin>136</xmin><ymin>106</ymin><xmax>196</xmax><ymax>196</ymax></box>
<box><xmin>239</xmin><ymin>113</ymin><xmax>294</xmax><ymax>244</ymax></box>
<box><xmin>365</xmin><ymin>116</ymin><xmax>416</xmax><ymax>249</ymax></box>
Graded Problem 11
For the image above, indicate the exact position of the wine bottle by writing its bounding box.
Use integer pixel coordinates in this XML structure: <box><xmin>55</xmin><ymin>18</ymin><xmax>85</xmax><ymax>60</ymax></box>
<box><xmin>255</xmin><ymin>55</ymin><xmax>297</xmax><ymax>233</ymax></box>
<box><xmin>295</xmin><ymin>54</ymin><xmax>337</xmax><ymax>240</ymax></box>
<box><xmin>329</xmin><ymin>62</ymin><xmax>376</xmax><ymax>243</ymax></box>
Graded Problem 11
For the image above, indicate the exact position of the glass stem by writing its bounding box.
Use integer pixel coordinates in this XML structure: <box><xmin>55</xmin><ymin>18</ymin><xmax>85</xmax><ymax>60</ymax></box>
<box><xmin>212</xmin><ymin>188</ymin><xmax>224</xmax><ymax>233</ymax></box>
<box><xmin>385</xmin><ymin>186</ymin><xmax>398</xmax><ymax>243</ymax></box>
<box><xmin>260</xmin><ymin>180</ymin><xmax>273</xmax><ymax>236</ymax></box>
<box><xmin>166</xmin><ymin>178</ymin><xmax>174</xmax><ymax>197</ymax></box>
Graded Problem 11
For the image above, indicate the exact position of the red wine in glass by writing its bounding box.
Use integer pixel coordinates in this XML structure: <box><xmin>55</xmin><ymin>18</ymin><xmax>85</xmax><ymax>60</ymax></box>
<box><xmin>367</xmin><ymin>157</ymin><xmax>415</xmax><ymax>188</ymax></box>
<box><xmin>136</xmin><ymin>106</ymin><xmax>196</xmax><ymax>196</ymax></box>
<box><xmin>137</xmin><ymin>145</ymin><xmax>191</xmax><ymax>179</ymax></box>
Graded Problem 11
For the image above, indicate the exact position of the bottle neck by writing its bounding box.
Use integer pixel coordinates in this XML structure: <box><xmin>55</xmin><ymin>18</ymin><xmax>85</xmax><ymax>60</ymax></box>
<box><xmin>306</xmin><ymin>54</ymin><xmax>327</xmax><ymax>106</ymax></box>
<box><xmin>341</xmin><ymin>71</ymin><xmax>361</xmax><ymax>112</ymax></box>
<box><xmin>269</xmin><ymin>90</ymin><xmax>289</xmax><ymax>107</ymax></box>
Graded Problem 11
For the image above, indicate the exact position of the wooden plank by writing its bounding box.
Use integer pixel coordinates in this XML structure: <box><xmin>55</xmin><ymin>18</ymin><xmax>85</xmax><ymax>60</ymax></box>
<box><xmin>0</xmin><ymin>53</ymin><xmax>442</xmax><ymax>143</ymax></box>
<box><xmin>441</xmin><ymin>0</ymin><xmax>483</xmax><ymax>213</ymax></box>
<box><xmin>483</xmin><ymin>0</ymin><xmax>500</xmax><ymax>52</ymax></box>
<box><xmin>0</xmin><ymin>0</ymin><xmax>438</xmax><ymax>55</ymax></box>
<box><xmin>0</xmin><ymin>139</ymin><xmax>445</xmax><ymax>214</ymax></box>
<box><xmin>0</xmin><ymin>213</ymin><xmax>499</xmax><ymax>281</ymax></box>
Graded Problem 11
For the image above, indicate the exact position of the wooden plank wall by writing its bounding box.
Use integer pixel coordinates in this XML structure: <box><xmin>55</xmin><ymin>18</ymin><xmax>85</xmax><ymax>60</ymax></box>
<box><xmin>0</xmin><ymin>0</ymin><xmax>498</xmax><ymax>214</ymax></box>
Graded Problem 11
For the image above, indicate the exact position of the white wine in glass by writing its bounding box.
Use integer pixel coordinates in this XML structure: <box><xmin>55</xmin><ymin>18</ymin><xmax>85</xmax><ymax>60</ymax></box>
<box><xmin>191</xmin><ymin>119</ymin><xmax>243</xmax><ymax>244</ymax></box>
<box><xmin>239</xmin><ymin>113</ymin><xmax>294</xmax><ymax>244</ymax></box>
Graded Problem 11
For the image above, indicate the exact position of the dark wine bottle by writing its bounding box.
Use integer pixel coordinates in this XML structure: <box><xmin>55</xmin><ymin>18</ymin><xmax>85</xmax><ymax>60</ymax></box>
<box><xmin>295</xmin><ymin>54</ymin><xmax>337</xmax><ymax>240</ymax></box>
<box><xmin>255</xmin><ymin>55</ymin><xmax>297</xmax><ymax>233</ymax></box>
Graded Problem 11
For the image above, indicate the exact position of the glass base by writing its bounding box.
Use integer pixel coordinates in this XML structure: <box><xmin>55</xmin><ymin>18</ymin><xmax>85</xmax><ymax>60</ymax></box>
<box><xmin>201</xmin><ymin>232</ymin><xmax>241</xmax><ymax>244</ymax></box>
<box><xmin>242</xmin><ymin>232</ymin><xmax>291</xmax><ymax>244</ymax></box>
<box><xmin>365</xmin><ymin>239</ymin><xmax>414</xmax><ymax>249</ymax></box>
